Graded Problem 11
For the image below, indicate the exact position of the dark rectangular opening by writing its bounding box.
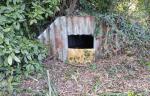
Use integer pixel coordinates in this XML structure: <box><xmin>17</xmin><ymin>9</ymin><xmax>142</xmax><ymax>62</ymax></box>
<box><xmin>68</xmin><ymin>35</ymin><xmax>93</xmax><ymax>49</ymax></box>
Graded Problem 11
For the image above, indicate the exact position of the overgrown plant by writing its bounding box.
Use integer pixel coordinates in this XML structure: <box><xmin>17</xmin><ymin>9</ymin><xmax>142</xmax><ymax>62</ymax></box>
<box><xmin>94</xmin><ymin>14</ymin><xmax>150</xmax><ymax>60</ymax></box>
<box><xmin>0</xmin><ymin>0</ymin><xmax>59</xmax><ymax>95</ymax></box>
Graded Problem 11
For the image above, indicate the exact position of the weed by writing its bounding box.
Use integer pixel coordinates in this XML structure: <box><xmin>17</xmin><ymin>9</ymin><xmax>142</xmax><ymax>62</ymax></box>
<box><xmin>89</xmin><ymin>63</ymin><xmax>97</xmax><ymax>71</ymax></box>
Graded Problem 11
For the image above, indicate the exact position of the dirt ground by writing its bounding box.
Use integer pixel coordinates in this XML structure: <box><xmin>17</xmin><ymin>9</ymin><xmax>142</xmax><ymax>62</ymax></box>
<box><xmin>20</xmin><ymin>55</ymin><xmax>150</xmax><ymax>96</ymax></box>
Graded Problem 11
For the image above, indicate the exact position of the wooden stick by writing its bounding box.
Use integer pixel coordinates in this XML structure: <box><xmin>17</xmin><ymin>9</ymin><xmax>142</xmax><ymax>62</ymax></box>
<box><xmin>47</xmin><ymin>70</ymin><xmax>52</xmax><ymax>96</ymax></box>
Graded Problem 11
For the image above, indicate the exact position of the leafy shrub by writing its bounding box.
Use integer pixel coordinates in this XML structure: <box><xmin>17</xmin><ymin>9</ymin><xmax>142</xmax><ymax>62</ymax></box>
<box><xmin>0</xmin><ymin>37</ymin><xmax>47</xmax><ymax>95</ymax></box>
<box><xmin>79</xmin><ymin>0</ymin><xmax>115</xmax><ymax>13</ymax></box>
<box><xmin>0</xmin><ymin>0</ymin><xmax>59</xmax><ymax>95</ymax></box>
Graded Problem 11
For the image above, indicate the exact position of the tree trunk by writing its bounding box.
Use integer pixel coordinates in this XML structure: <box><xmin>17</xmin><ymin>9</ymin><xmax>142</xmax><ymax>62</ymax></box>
<box><xmin>67</xmin><ymin>0</ymin><xmax>78</xmax><ymax>15</ymax></box>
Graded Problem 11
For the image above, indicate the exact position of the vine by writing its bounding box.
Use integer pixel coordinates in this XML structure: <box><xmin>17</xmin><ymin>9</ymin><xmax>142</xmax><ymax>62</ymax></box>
<box><xmin>94</xmin><ymin>14</ymin><xmax>150</xmax><ymax>59</ymax></box>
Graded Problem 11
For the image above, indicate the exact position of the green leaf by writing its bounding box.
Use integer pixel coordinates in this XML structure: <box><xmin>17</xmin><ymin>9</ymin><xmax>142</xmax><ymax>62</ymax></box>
<box><xmin>15</xmin><ymin>23</ymin><xmax>20</xmax><ymax>30</ymax></box>
<box><xmin>5</xmin><ymin>38</ymin><xmax>9</xmax><ymax>45</ymax></box>
<box><xmin>38</xmin><ymin>54</ymin><xmax>42</xmax><ymax>61</ymax></box>
<box><xmin>13</xmin><ymin>0</ymin><xmax>16</xmax><ymax>5</ymax></box>
<box><xmin>30</xmin><ymin>19</ymin><xmax>37</xmax><ymax>25</ymax></box>
<box><xmin>0</xmin><ymin>33</ymin><xmax>4</xmax><ymax>44</ymax></box>
<box><xmin>0</xmin><ymin>37</ymin><xmax>3</xmax><ymax>44</ymax></box>
<box><xmin>30</xmin><ymin>65</ymin><xmax>34</xmax><ymax>71</ymax></box>
<box><xmin>8</xmin><ymin>55</ymin><xmax>13</xmax><ymax>65</ymax></box>
<box><xmin>3</xmin><ymin>28</ymin><xmax>11</xmax><ymax>32</ymax></box>
<box><xmin>26</xmin><ymin>65</ymin><xmax>30</xmax><ymax>72</ymax></box>
<box><xmin>27</xmin><ymin>55</ymin><xmax>32</xmax><ymax>60</ymax></box>
<box><xmin>21</xmin><ymin>4</ymin><xmax>25</xmax><ymax>10</ymax></box>
<box><xmin>14</xmin><ymin>48</ymin><xmax>20</xmax><ymax>53</ymax></box>
<box><xmin>13</xmin><ymin>56</ymin><xmax>20</xmax><ymax>63</ymax></box>
<box><xmin>24</xmin><ymin>57</ymin><xmax>28</xmax><ymax>63</ymax></box>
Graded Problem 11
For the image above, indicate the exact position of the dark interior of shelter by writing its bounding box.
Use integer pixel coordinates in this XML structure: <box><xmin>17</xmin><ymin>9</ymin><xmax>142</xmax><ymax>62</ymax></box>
<box><xmin>68</xmin><ymin>35</ymin><xmax>93</xmax><ymax>49</ymax></box>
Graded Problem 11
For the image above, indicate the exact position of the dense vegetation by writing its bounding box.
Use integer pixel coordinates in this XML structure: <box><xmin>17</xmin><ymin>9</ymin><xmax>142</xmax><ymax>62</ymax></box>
<box><xmin>79</xmin><ymin>0</ymin><xmax>150</xmax><ymax>61</ymax></box>
<box><xmin>0</xmin><ymin>0</ymin><xmax>59</xmax><ymax>95</ymax></box>
<box><xmin>0</xmin><ymin>0</ymin><xmax>149</xmax><ymax>95</ymax></box>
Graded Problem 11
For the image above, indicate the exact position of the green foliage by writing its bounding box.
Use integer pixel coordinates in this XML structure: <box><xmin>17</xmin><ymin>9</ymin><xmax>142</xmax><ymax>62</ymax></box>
<box><xmin>0</xmin><ymin>37</ymin><xmax>47</xmax><ymax>95</ymax></box>
<box><xmin>79</xmin><ymin>0</ymin><xmax>116</xmax><ymax>14</ymax></box>
<box><xmin>92</xmin><ymin>77</ymin><xmax>101</xmax><ymax>94</ymax></box>
<box><xmin>0</xmin><ymin>0</ymin><xmax>59</xmax><ymax>37</ymax></box>
<box><xmin>89</xmin><ymin>63</ymin><xmax>97</xmax><ymax>71</ymax></box>
<box><xmin>0</xmin><ymin>0</ymin><xmax>60</xmax><ymax>95</ymax></box>
<box><xmin>94</xmin><ymin>14</ymin><xmax>150</xmax><ymax>59</ymax></box>
<box><xmin>127</xmin><ymin>91</ymin><xmax>142</xmax><ymax>96</ymax></box>
<box><xmin>27</xmin><ymin>0</ymin><xmax>59</xmax><ymax>25</ymax></box>
<box><xmin>79</xmin><ymin>0</ymin><xmax>149</xmax><ymax>23</ymax></box>
<box><xmin>138</xmin><ymin>0</ymin><xmax>150</xmax><ymax>14</ymax></box>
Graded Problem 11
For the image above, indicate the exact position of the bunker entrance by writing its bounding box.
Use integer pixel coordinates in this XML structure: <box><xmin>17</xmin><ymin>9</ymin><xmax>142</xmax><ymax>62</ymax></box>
<box><xmin>68</xmin><ymin>35</ymin><xmax>94</xmax><ymax>49</ymax></box>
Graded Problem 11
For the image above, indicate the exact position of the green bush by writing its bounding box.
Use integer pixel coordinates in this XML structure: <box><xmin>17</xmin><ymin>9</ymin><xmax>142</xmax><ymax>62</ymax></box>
<box><xmin>0</xmin><ymin>0</ymin><xmax>59</xmax><ymax>95</ymax></box>
<box><xmin>0</xmin><ymin>37</ymin><xmax>47</xmax><ymax>95</ymax></box>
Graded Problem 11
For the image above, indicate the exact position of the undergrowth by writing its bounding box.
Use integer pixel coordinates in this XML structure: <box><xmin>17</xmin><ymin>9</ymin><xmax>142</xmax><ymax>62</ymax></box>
<box><xmin>94</xmin><ymin>14</ymin><xmax>150</xmax><ymax>62</ymax></box>
<box><xmin>0</xmin><ymin>0</ymin><xmax>59</xmax><ymax>95</ymax></box>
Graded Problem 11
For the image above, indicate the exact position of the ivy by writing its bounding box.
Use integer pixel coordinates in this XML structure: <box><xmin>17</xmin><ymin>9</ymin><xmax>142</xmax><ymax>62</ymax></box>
<box><xmin>94</xmin><ymin>14</ymin><xmax>150</xmax><ymax>59</ymax></box>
